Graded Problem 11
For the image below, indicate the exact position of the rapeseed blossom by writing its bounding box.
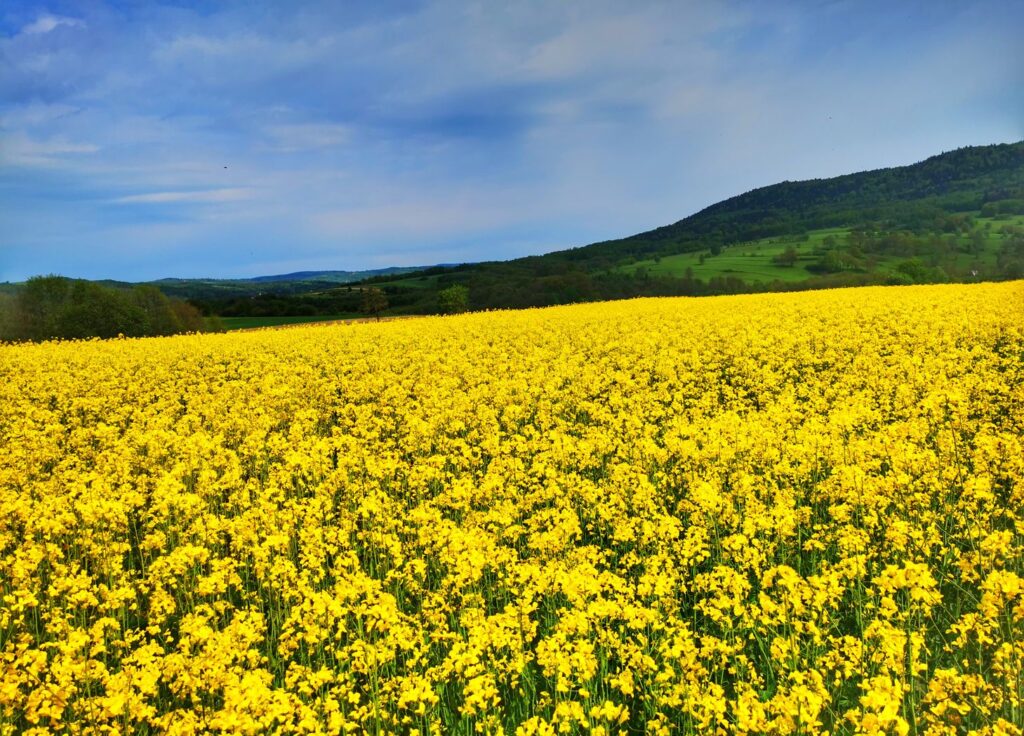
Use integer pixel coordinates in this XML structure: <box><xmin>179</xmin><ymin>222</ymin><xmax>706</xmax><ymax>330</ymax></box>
<box><xmin>1</xmin><ymin>282</ymin><xmax>1022</xmax><ymax>734</ymax></box>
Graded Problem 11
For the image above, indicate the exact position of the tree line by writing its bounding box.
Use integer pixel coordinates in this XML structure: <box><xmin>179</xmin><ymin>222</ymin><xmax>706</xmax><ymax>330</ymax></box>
<box><xmin>0</xmin><ymin>275</ymin><xmax>214</xmax><ymax>342</ymax></box>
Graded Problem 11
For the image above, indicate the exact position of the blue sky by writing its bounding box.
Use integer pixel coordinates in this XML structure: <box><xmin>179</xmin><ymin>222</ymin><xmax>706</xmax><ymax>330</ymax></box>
<box><xmin>1</xmin><ymin>0</ymin><xmax>1022</xmax><ymax>281</ymax></box>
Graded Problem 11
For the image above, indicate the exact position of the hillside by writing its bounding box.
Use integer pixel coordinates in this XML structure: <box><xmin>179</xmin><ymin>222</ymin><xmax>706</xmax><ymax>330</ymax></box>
<box><xmin>133</xmin><ymin>266</ymin><xmax>426</xmax><ymax>300</ymax></box>
<box><xmin>6</xmin><ymin>141</ymin><xmax>1023</xmax><ymax>327</ymax></box>
<box><xmin>0</xmin><ymin>267</ymin><xmax>427</xmax><ymax>302</ymax></box>
<box><xmin>612</xmin><ymin>140</ymin><xmax>1024</xmax><ymax>256</ymax></box>
<box><xmin>347</xmin><ymin>140</ymin><xmax>1024</xmax><ymax>314</ymax></box>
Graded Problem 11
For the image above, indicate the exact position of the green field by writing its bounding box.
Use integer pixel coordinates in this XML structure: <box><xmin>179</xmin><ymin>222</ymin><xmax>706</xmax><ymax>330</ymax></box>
<box><xmin>615</xmin><ymin>216</ymin><xmax>1021</xmax><ymax>283</ymax></box>
<box><xmin>617</xmin><ymin>227</ymin><xmax>849</xmax><ymax>282</ymax></box>
<box><xmin>220</xmin><ymin>314</ymin><xmax>359</xmax><ymax>330</ymax></box>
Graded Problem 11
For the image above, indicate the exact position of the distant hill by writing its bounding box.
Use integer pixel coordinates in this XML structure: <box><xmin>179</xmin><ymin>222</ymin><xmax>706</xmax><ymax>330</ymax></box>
<box><xmin>146</xmin><ymin>266</ymin><xmax>426</xmax><ymax>298</ymax></box>
<box><xmin>0</xmin><ymin>266</ymin><xmax>430</xmax><ymax>301</ymax></box>
<box><xmin>601</xmin><ymin>140</ymin><xmax>1024</xmax><ymax>257</ymax></box>
<box><xmin>349</xmin><ymin>140</ymin><xmax>1024</xmax><ymax>314</ymax></box>
<box><xmin>6</xmin><ymin>141</ymin><xmax>1022</xmax><ymax>323</ymax></box>
<box><xmin>247</xmin><ymin>267</ymin><xmax>419</xmax><ymax>284</ymax></box>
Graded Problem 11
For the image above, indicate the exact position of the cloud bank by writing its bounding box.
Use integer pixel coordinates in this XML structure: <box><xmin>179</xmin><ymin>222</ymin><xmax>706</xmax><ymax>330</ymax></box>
<box><xmin>1</xmin><ymin>0</ymin><xmax>1021</xmax><ymax>280</ymax></box>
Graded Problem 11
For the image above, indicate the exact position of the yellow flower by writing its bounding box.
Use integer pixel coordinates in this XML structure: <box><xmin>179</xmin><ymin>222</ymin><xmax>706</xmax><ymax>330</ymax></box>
<box><xmin>0</xmin><ymin>281</ymin><xmax>1021</xmax><ymax>733</ymax></box>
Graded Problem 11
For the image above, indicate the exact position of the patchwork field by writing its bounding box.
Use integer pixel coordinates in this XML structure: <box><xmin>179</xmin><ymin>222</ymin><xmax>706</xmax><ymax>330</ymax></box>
<box><xmin>616</xmin><ymin>216</ymin><xmax>1024</xmax><ymax>284</ymax></box>
<box><xmin>1</xmin><ymin>282</ymin><xmax>1022</xmax><ymax>735</ymax></box>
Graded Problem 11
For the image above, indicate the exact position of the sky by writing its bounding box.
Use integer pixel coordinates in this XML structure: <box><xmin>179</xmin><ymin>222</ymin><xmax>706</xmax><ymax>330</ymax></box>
<box><xmin>1</xmin><ymin>0</ymin><xmax>1022</xmax><ymax>281</ymax></box>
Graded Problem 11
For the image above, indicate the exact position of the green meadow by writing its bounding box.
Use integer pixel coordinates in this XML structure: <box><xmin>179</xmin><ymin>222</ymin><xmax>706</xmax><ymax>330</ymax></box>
<box><xmin>615</xmin><ymin>216</ymin><xmax>1022</xmax><ymax>284</ymax></box>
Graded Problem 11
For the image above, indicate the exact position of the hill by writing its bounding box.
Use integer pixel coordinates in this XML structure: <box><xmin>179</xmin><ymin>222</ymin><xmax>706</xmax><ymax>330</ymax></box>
<box><xmin>139</xmin><ymin>266</ymin><xmax>426</xmax><ymax>300</ymax></box>
<box><xmin>0</xmin><ymin>267</ymin><xmax>427</xmax><ymax>302</ymax></box>
<box><xmin>348</xmin><ymin>140</ymin><xmax>1024</xmax><ymax>314</ymax></box>
<box><xmin>606</xmin><ymin>140</ymin><xmax>1024</xmax><ymax>257</ymax></box>
<box><xmin>246</xmin><ymin>267</ymin><xmax>420</xmax><ymax>284</ymax></box>
<box><xmin>7</xmin><ymin>141</ymin><xmax>1023</xmax><ymax>326</ymax></box>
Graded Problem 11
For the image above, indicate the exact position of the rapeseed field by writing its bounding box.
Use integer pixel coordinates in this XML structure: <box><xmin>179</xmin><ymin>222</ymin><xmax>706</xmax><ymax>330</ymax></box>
<box><xmin>1</xmin><ymin>282</ymin><xmax>1022</xmax><ymax>735</ymax></box>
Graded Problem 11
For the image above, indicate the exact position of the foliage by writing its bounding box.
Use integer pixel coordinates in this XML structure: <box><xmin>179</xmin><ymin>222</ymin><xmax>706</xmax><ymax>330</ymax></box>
<box><xmin>197</xmin><ymin>288</ymin><xmax>367</xmax><ymax>319</ymax></box>
<box><xmin>0</xmin><ymin>275</ymin><xmax>207</xmax><ymax>342</ymax></box>
<box><xmin>981</xmin><ymin>199</ymin><xmax>1024</xmax><ymax>217</ymax></box>
<box><xmin>360</xmin><ymin>288</ymin><xmax>389</xmax><ymax>321</ymax></box>
<box><xmin>346</xmin><ymin>141</ymin><xmax>1024</xmax><ymax>314</ymax></box>
<box><xmin>438</xmin><ymin>284</ymin><xmax>470</xmax><ymax>314</ymax></box>
<box><xmin>771</xmin><ymin>246</ymin><xmax>799</xmax><ymax>267</ymax></box>
<box><xmin>0</xmin><ymin>294</ymin><xmax>14</xmax><ymax>339</ymax></box>
<box><xmin>1</xmin><ymin>282</ymin><xmax>1022</xmax><ymax>734</ymax></box>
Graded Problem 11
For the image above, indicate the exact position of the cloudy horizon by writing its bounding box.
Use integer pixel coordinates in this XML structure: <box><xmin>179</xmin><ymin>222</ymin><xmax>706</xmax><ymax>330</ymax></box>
<box><xmin>2</xmin><ymin>0</ymin><xmax>1022</xmax><ymax>282</ymax></box>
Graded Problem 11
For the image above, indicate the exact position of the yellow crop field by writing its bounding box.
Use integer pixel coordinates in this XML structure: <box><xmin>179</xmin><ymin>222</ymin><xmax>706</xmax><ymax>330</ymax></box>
<box><xmin>1</xmin><ymin>282</ymin><xmax>1023</xmax><ymax>736</ymax></box>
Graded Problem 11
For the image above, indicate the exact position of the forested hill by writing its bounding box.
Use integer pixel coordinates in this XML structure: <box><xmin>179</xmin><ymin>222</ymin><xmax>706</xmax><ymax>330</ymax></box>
<box><xmin>187</xmin><ymin>140</ymin><xmax>1024</xmax><ymax>321</ymax></box>
<box><xmin>339</xmin><ymin>139</ymin><xmax>1024</xmax><ymax>314</ymax></box>
<box><xmin>575</xmin><ymin>141</ymin><xmax>1024</xmax><ymax>263</ymax></box>
<box><xmin>8</xmin><ymin>141</ymin><xmax>1024</xmax><ymax>332</ymax></box>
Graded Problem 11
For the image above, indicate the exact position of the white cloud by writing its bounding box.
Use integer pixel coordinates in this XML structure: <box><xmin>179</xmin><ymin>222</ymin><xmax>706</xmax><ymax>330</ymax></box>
<box><xmin>154</xmin><ymin>31</ymin><xmax>338</xmax><ymax>79</ymax></box>
<box><xmin>21</xmin><ymin>14</ymin><xmax>84</xmax><ymax>35</ymax></box>
<box><xmin>2</xmin><ymin>0</ymin><xmax>1021</xmax><ymax>281</ymax></box>
<box><xmin>264</xmin><ymin>123</ymin><xmax>351</xmax><ymax>151</ymax></box>
<box><xmin>0</xmin><ymin>133</ymin><xmax>99</xmax><ymax>166</ymax></box>
<box><xmin>111</xmin><ymin>188</ymin><xmax>256</xmax><ymax>204</ymax></box>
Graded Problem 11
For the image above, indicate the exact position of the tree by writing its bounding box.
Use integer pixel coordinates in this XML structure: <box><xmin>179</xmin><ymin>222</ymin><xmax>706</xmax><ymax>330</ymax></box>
<box><xmin>0</xmin><ymin>293</ymin><xmax>15</xmax><ymax>341</ymax></box>
<box><xmin>14</xmin><ymin>275</ymin><xmax>70</xmax><ymax>340</ymax></box>
<box><xmin>969</xmin><ymin>229</ymin><xmax>986</xmax><ymax>256</ymax></box>
<box><xmin>56</xmin><ymin>280</ymin><xmax>145</xmax><ymax>339</ymax></box>
<box><xmin>437</xmin><ymin>284</ymin><xmax>470</xmax><ymax>314</ymax></box>
<box><xmin>131</xmin><ymin>285</ymin><xmax>182</xmax><ymax>335</ymax></box>
<box><xmin>3</xmin><ymin>275</ymin><xmax>215</xmax><ymax>342</ymax></box>
<box><xmin>360</xmin><ymin>287</ymin><xmax>389</xmax><ymax>321</ymax></box>
<box><xmin>169</xmin><ymin>299</ymin><xmax>208</xmax><ymax>332</ymax></box>
<box><xmin>772</xmin><ymin>246</ymin><xmax>799</xmax><ymax>267</ymax></box>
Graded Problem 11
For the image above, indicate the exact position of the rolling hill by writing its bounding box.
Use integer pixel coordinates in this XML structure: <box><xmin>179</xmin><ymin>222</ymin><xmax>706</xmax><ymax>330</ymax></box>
<box><xmin>346</xmin><ymin>140</ymin><xmax>1024</xmax><ymax>315</ymax></box>
<box><xmin>5</xmin><ymin>141</ymin><xmax>1023</xmax><ymax>326</ymax></box>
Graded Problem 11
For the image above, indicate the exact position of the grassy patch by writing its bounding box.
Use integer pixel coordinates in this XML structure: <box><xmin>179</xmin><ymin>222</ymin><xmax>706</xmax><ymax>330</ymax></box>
<box><xmin>617</xmin><ymin>230</ymin><xmax>851</xmax><ymax>283</ymax></box>
<box><xmin>618</xmin><ymin>216</ymin><xmax>1022</xmax><ymax>284</ymax></box>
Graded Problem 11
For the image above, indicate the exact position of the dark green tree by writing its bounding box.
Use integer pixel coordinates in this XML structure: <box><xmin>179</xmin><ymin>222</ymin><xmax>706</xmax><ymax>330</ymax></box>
<box><xmin>56</xmin><ymin>280</ymin><xmax>146</xmax><ymax>339</ymax></box>
<box><xmin>438</xmin><ymin>284</ymin><xmax>470</xmax><ymax>314</ymax></box>
<box><xmin>14</xmin><ymin>275</ymin><xmax>70</xmax><ymax>340</ymax></box>
<box><xmin>0</xmin><ymin>293</ymin><xmax>16</xmax><ymax>341</ymax></box>
<box><xmin>131</xmin><ymin>285</ymin><xmax>182</xmax><ymax>335</ymax></box>
<box><xmin>772</xmin><ymin>246</ymin><xmax>799</xmax><ymax>267</ymax></box>
<box><xmin>360</xmin><ymin>287</ymin><xmax>389</xmax><ymax>321</ymax></box>
<box><xmin>4</xmin><ymin>275</ymin><xmax>214</xmax><ymax>342</ymax></box>
<box><xmin>969</xmin><ymin>229</ymin><xmax>986</xmax><ymax>256</ymax></box>
<box><xmin>170</xmin><ymin>300</ymin><xmax>208</xmax><ymax>332</ymax></box>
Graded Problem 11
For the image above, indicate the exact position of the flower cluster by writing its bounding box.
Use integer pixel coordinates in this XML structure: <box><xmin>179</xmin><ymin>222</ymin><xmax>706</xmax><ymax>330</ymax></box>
<box><xmin>1</xmin><ymin>282</ymin><xmax>1022</xmax><ymax>735</ymax></box>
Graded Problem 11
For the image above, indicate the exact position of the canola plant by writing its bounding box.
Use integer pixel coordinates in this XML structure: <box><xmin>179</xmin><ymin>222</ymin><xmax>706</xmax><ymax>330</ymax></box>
<box><xmin>1</xmin><ymin>283</ymin><xmax>1022</xmax><ymax>735</ymax></box>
